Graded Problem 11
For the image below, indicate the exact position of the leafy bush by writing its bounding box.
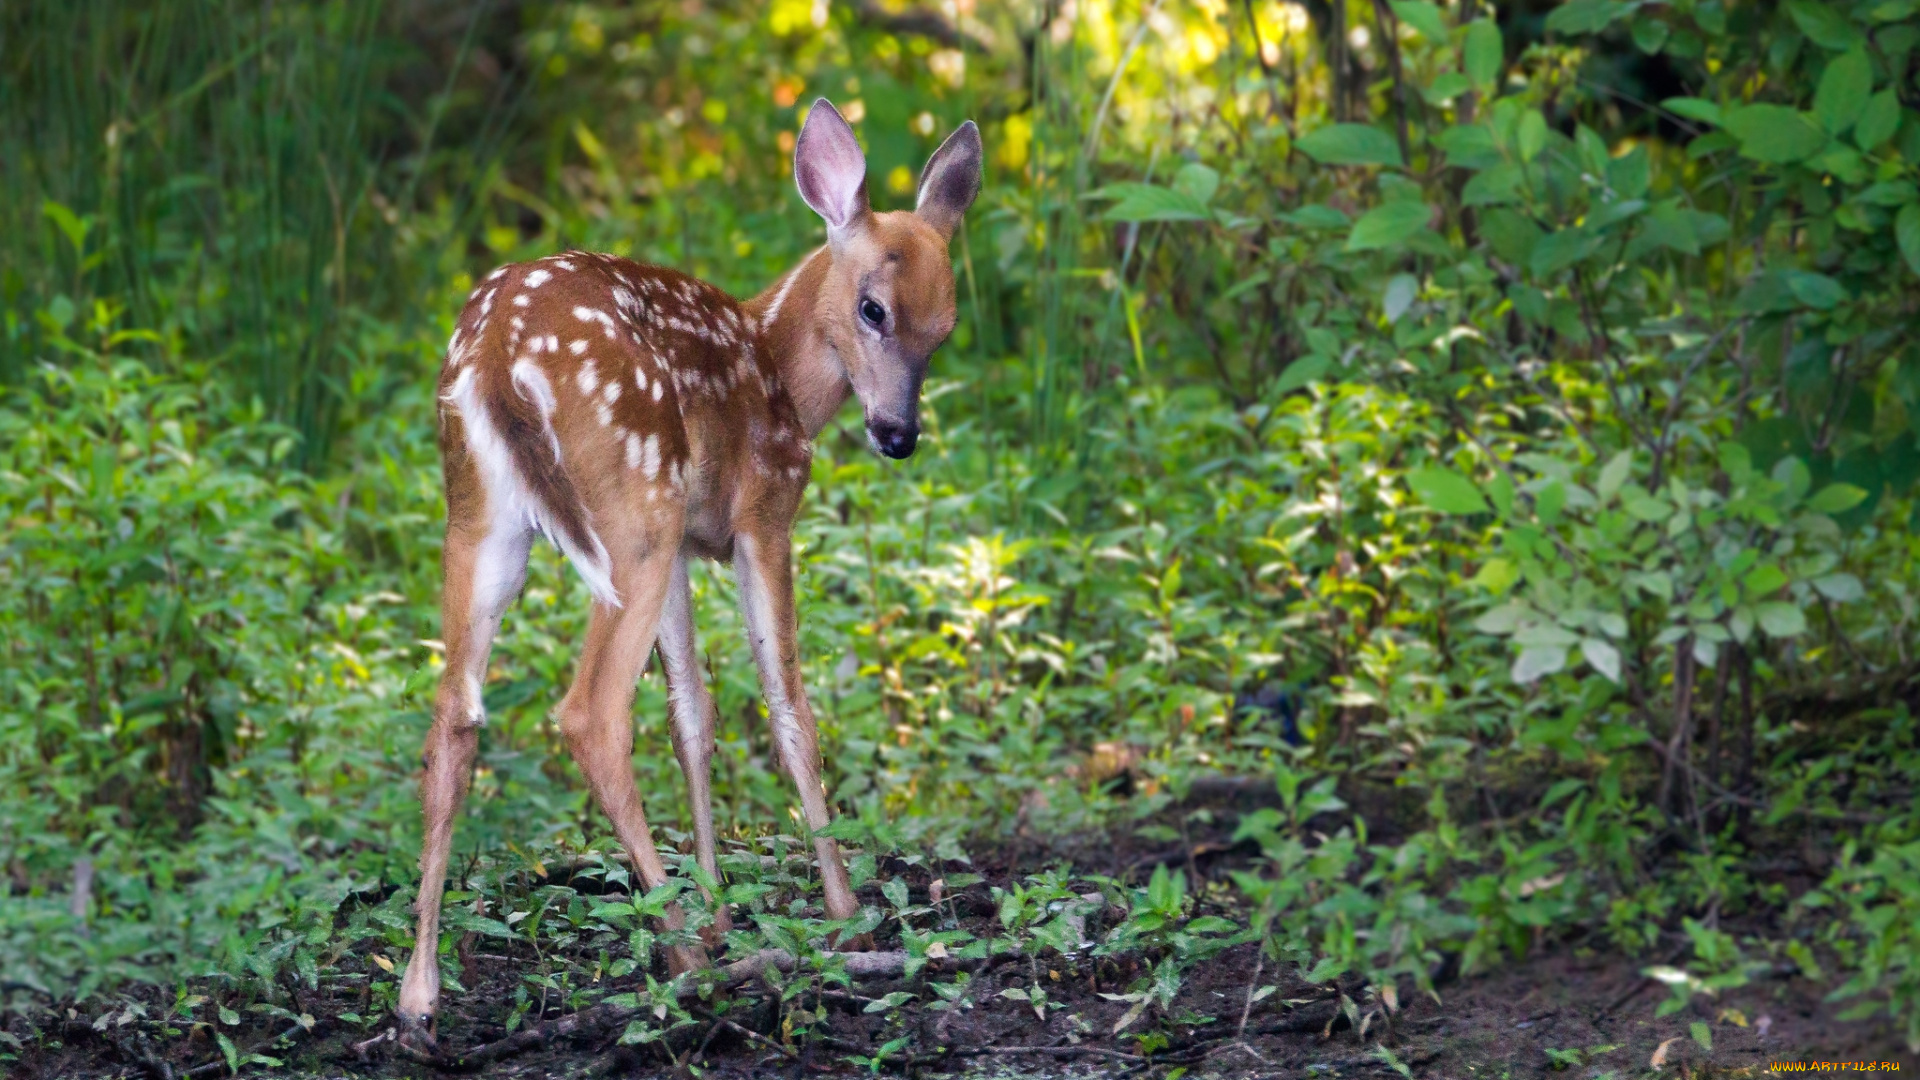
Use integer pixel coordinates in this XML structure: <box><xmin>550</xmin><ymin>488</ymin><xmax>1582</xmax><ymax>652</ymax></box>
<box><xmin>3</xmin><ymin>0</ymin><xmax>1919</xmax><ymax>1062</ymax></box>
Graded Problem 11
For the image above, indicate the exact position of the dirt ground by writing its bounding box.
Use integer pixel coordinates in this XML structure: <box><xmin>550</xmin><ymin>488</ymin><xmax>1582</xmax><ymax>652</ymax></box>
<box><xmin>11</xmin><ymin>793</ymin><xmax>1914</xmax><ymax>1079</ymax></box>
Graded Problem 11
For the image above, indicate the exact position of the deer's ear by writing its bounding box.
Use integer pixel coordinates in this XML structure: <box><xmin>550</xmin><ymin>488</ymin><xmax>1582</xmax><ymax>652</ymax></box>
<box><xmin>915</xmin><ymin>120</ymin><xmax>982</xmax><ymax>240</ymax></box>
<box><xmin>794</xmin><ymin>99</ymin><xmax>870</xmax><ymax>238</ymax></box>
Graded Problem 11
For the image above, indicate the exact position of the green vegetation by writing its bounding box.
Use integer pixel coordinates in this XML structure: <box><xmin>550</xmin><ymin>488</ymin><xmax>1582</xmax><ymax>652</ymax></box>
<box><xmin>3</xmin><ymin>0</ymin><xmax>1918</xmax><ymax>1068</ymax></box>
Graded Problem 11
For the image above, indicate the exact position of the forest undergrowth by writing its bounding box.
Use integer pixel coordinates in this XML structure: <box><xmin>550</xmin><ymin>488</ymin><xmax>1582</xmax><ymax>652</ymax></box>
<box><xmin>3</xmin><ymin>0</ymin><xmax>1919</xmax><ymax>1073</ymax></box>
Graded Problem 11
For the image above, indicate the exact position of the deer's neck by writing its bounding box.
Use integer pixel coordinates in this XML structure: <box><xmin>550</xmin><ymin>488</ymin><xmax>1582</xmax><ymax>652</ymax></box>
<box><xmin>748</xmin><ymin>246</ymin><xmax>849</xmax><ymax>439</ymax></box>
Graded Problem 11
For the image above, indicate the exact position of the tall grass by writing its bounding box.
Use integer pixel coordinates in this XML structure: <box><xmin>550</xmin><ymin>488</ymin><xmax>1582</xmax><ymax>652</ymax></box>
<box><xmin>3</xmin><ymin>0</ymin><xmax>402</xmax><ymax>461</ymax></box>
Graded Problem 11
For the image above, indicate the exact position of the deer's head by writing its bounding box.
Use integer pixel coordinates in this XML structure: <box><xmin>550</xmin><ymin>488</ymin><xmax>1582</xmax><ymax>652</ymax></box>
<box><xmin>792</xmin><ymin>98</ymin><xmax>981</xmax><ymax>460</ymax></box>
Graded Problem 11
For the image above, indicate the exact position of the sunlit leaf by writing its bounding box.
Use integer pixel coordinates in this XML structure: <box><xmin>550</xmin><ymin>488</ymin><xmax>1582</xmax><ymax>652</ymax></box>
<box><xmin>1407</xmin><ymin>466</ymin><xmax>1488</xmax><ymax>514</ymax></box>
<box><xmin>1512</xmin><ymin>645</ymin><xmax>1568</xmax><ymax>683</ymax></box>
<box><xmin>1756</xmin><ymin>602</ymin><xmax>1808</xmax><ymax>638</ymax></box>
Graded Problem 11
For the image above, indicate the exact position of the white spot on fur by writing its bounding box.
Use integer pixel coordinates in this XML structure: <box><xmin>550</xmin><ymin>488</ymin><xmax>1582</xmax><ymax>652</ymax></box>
<box><xmin>604</xmin><ymin>380</ymin><xmax>621</xmax><ymax>403</ymax></box>
<box><xmin>635</xmin><ymin>368</ymin><xmax>648</xmax><ymax>391</ymax></box>
<box><xmin>641</xmin><ymin>434</ymin><xmax>661</xmax><ymax>480</ymax></box>
<box><xmin>596</xmin><ymin>403</ymin><xmax>613</xmax><ymax>427</ymax></box>
<box><xmin>487</xmin><ymin>265</ymin><xmax>510</xmax><ymax>281</ymax></box>
<box><xmin>524</xmin><ymin>268</ymin><xmax>552</xmax><ymax>288</ymax></box>
<box><xmin>626</xmin><ymin>432</ymin><xmax>643</xmax><ymax>469</ymax></box>
<box><xmin>652</xmin><ymin>381</ymin><xmax>663</xmax><ymax>402</ymax></box>
<box><xmin>577</xmin><ymin>360</ymin><xmax>600</xmax><ymax>396</ymax></box>
<box><xmin>551</xmin><ymin>258</ymin><xmax>576</xmax><ymax>271</ymax></box>
<box><xmin>513</xmin><ymin>294</ymin><xmax>531</xmax><ymax>308</ymax></box>
<box><xmin>569</xmin><ymin>339</ymin><xmax>589</xmax><ymax>356</ymax></box>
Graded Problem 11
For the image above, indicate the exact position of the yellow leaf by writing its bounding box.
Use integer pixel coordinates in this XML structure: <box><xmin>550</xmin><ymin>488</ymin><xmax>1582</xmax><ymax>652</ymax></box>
<box><xmin>371</xmin><ymin>954</ymin><xmax>394</xmax><ymax>973</ymax></box>
<box><xmin>1649</xmin><ymin>1036</ymin><xmax>1679</xmax><ymax>1069</ymax></box>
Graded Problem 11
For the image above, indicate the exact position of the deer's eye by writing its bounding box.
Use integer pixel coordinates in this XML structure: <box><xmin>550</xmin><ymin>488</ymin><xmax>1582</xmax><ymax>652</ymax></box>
<box><xmin>860</xmin><ymin>298</ymin><xmax>887</xmax><ymax>328</ymax></box>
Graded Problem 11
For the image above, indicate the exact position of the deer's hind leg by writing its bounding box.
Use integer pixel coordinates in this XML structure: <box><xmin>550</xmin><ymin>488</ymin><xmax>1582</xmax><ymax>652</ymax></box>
<box><xmin>552</xmin><ymin>539</ymin><xmax>708</xmax><ymax>972</ymax></box>
<box><xmin>399</xmin><ymin>508</ymin><xmax>532</xmax><ymax>1044</ymax></box>
<box><xmin>658</xmin><ymin>554</ymin><xmax>732</xmax><ymax>941</ymax></box>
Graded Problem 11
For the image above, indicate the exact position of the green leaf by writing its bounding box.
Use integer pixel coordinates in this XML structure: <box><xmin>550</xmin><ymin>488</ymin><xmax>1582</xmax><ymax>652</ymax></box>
<box><xmin>1383</xmin><ymin>273</ymin><xmax>1418</xmax><ymax>323</ymax></box>
<box><xmin>1171</xmin><ymin>162</ymin><xmax>1220</xmax><ymax>206</ymax></box>
<box><xmin>1344</xmin><ymin>200</ymin><xmax>1431</xmax><ymax>252</ymax></box>
<box><xmin>1513</xmin><ymin>645</ymin><xmax>1569</xmax><ymax>683</ymax></box>
<box><xmin>1897</xmin><ymin>204</ymin><xmax>1920</xmax><ymax>278</ymax></box>
<box><xmin>1517</xmin><ymin>110</ymin><xmax>1549</xmax><ymax>162</ymax></box>
<box><xmin>1480</xmin><ymin>208</ymin><xmax>1541</xmax><ymax>264</ymax></box>
<box><xmin>1407</xmin><ymin>466</ymin><xmax>1489</xmax><ymax>514</ymax></box>
<box><xmin>1812</xmin><ymin>573</ymin><xmax>1865</xmax><ymax>602</ymax></box>
<box><xmin>1723</xmin><ymin>105</ymin><xmax>1828</xmax><ymax>163</ymax></box>
<box><xmin>1807</xmin><ymin>482</ymin><xmax>1868</xmax><ymax>513</ymax></box>
<box><xmin>1598</xmin><ymin>451</ymin><xmax>1634</xmax><ymax>500</ymax></box>
<box><xmin>1756</xmin><ymin>601</ymin><xmax>1808</xmax><ymax>638</ymax></box>
<box><xmin>1814</xmin><ymin>49</ymin><xmax>1874</xmax><ymax>133</ymax></box>
<box><xmin>1662</xmin><ymin>97</ymin><xmax>1722</xmax><ymax>126</ymax></box>
<box><xmin>1297</xmin><ymin>123</ymin><xmax>1404</xmax><ymax>167</ymax></box>
<box><xmin>1304</xmin><ymin>955</ymin><xmax>1347</xmax><ymax>984</ymax></box>
<box><xmin>1786</xmin><ymin>271</ymin><xmax>1846</xmax><ymax>310</ymax></box>
<box><xmin>1096</xmin><ymin>182</ymin><xmax>1210</xmax><ymax>223</ymax></box>
<box><xmin>1855</xmin><ymin>89</ymin><xmax>1902</xmax><ymax>150</ymax></box>
<box><xmin>219</xmin><ymin>1006</ymin><xmax>241</xmax><ymax>1026</ymax></box>
<box><xmin>864</xmin><ymin>991</ymin><xmax>916</xmax><ymax>1013</ymax></box>
<box><xmin>1631</xmin><ymin>15</ymin><xmax>1670</xmax><ymax>53</ymax></box>
<box><xmin>1787</xmin><ymin>0</ymin><xmax>1864</xmax><ymax>49</ymax></box>
<box><xmin>41</xmin><ymin>200</ymin><xmax>90</xmax><ymax>257</ymax></box>
<box><xmin>1274</xmin><ymin>354</ymin><xmax>1331</xmax><ymax>395</ymax></box>
<box><xmin>1464</xmin><ymin>20</ymin><xmax>1504</xmax><ymax>89</ymax></box>
<box><xmin>1530</xmin><ymin>229</ymin><xmax>1599</xmax><ymax>276</ymax></box>
<box><xmin>1691</xmin><ymin>1020</ymin><xmax>1713</xmax><ymax>1052</ymax></box>
<box><xmin>1423</xmin><ymin>71</ymin><xmax>1471</xmax><ymax>105</ymax></box>
<box><xmin>1475</xmin><ymin>601</ymin><xmax>1530</xmax><ymax>634</ymax></box>
<box><xmin>1389</xmin><ymin>0</ymin><xmax>1447</xmax><ymax>40</ymax></box>
<box><xmin>1857</xmin><ymin>180</ymin><xmax>1916</xmax><ymax>206</ymax></box>
<box><xmin>1607</xmin><ymin>145</ymin><xmax>1650</xmax><ymax>198</ymax></box>
<box><xmin>1463</xmin><ymin>164</ymin><xmax>1523</xmax><ymax>206</ymax></box>
<box><xmin>1580</xmin><ymin>638</ymin><xmax>1622</xmax><ymax>682</ymax></box>
<box><xmin>1545</xmin><ymin>0</ymin><xmax>1632</xmax><ymax>35</ymax></box>
<box><xmin>217</xmin><ymin>1033</ymin><xmax>240</xmax><ymax>1076</ymax></box>
<box><xmin>1280</xmin><ymin>204</ymin><xmax>1351</xmax><ymax>229</ymax></box>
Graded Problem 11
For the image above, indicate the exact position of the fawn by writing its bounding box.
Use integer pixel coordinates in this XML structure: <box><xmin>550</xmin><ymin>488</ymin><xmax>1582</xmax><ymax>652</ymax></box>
<box><xmin>398</xmin><ymin>100</ymin><xmax>982</xmax><ymax>1043</ymax></box>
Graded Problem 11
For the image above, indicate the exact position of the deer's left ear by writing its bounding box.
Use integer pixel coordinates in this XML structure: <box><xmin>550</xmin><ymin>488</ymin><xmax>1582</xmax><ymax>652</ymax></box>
<box><xmin>915</xmin><ymin>120</ymin><xmax>982</xmax><ymax>240</ymax></box>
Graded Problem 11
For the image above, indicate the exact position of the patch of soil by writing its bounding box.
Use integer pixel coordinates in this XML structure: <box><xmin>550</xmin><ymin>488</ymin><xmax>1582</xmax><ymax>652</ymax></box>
<box><xmin>8</xmin><ymin>801</ymin><xmax>1911</xmax><ymax>1078</ymax></box>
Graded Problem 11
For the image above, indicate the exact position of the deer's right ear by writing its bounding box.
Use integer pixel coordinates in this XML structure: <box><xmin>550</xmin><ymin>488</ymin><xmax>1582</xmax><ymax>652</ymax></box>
<box><xmin>915</xmin><ymin>120</ymin><xmax>982</xmax><ymax>240</ymax></box>
<box><xmin>794</xmin><ymin>99</ymin><xmax>870</xmax><ymax>240</ymax></box>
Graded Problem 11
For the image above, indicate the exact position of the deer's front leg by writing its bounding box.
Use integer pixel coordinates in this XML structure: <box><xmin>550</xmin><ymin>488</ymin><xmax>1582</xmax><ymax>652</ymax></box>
<box><xmin>733</xmin><ymin>531</ymin><xmax>860</xmax><ymax>924</ymax></box>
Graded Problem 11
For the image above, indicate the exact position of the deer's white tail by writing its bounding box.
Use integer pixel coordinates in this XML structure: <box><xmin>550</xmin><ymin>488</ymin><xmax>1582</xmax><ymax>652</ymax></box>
<box><xmin>442</xmin><ymin>363</ymin><xmax>620</xmax><ymax>607</ymax></box>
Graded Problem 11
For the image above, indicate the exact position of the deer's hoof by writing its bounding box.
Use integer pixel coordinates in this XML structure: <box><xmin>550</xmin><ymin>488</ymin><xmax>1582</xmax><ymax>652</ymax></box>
<box><xmin>395</xmin><ymin>1013</ymin><xmax>440</xmax><ymax>1060</ymax></box>
<box><xmin>834</xmin><ymin>930</ymin><xmax>877</xmax><ymax>952</ymax></box>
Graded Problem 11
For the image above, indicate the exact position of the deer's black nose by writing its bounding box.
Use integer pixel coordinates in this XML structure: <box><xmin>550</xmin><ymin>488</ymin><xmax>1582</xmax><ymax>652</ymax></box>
<box><xmin>867</xmin><ymin>419</ymin><xmax>918</xmax><ymax>460</ymax></box>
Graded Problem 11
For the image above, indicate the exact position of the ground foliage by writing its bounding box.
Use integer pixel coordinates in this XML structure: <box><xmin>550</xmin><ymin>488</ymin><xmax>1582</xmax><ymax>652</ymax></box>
<box><xmin>2</xmin><ymin>0</ymin><xmax>1919</xmax><ymax>1072</ymax></box>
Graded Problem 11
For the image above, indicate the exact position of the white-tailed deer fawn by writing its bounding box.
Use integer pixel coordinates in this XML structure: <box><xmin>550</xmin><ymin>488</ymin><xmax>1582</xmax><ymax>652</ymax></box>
<box><xmin>397</xmin><ymin>100</ymin><xmax>981</xmax><ymax>1045</ymax></box>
